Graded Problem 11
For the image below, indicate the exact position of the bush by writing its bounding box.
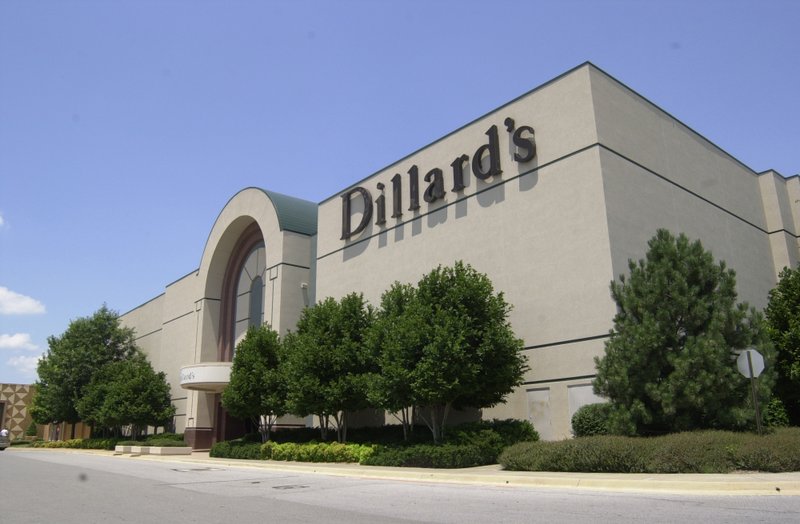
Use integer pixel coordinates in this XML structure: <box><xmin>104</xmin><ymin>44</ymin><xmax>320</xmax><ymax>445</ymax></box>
<box><xmin>644</xmin><ymin>431</ymin><xmax>740</xmax><ymax>473</ymax></box>
<box><xmin>205</xmin><ymin>419</ymin><xmax>538</xmax><ymax>468</ymax></box>
<box><xmin>362</xmin><ymin>443</ymin><xmax>494</xmax><ymax>468</ymax></box>
<box><xmin>735</xmin><ymin>428</ymin><xmax>800</xmax><ymax>472</ymax></box>
<box><xmin>26</xmin><ymin>422</ymin><xmax>38</xmax><ymax>437</ymax></box>
<box><xmin>10</xmin><ymin>439</ymin><xmax>36</xmax><ymax>447</ymax></box>
<box><xmin>448</xmin><ymin>419</ymin><xmax>538</xmax><ymax>448</ymax></box>
<box><xmin>261</xmin><ymin>441</ymin><xmax>377</xmax><ymax>463</ymax></box>
<box><xmin>144</xmin><ymin>439</ymin><xmax>189</xmax><ymax>447</ymax></box>
<box><xmin>763</xmin><ymin>398</ymin><xmax>790</xmax><ymax>428</ymax></box>
<box><xmin>499</xmin><ymin>428</ymin><xmax>800</xmax><ymax>473</ymax></box>
<box><xmin>571</xmin><ymin>403</ymin><xmax>611</xmax><ymax>437</ymax></box>
<box><xmin>210</xmin><ymin>439</ymin><xmax>262</xmax><ymax>460</ymax></box>
<box><xmin>146</xmin><ymin>432</ymin><xmax>184</xmax><ymax>442</ymax></box>
<box><xmin>31</xmin><ymin>438</ymin><xmax>121</xmax><ymax>450</ymax></box>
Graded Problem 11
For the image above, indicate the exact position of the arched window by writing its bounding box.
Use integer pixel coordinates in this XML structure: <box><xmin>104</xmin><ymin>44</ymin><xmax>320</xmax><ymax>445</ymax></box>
<box><xmin>249</xmin><ymin>276</ymin><xmax>264</xmax><ymax>329</ymax></box>
<box><xmin>233</xmin><ymin>241</ymin><xmax>266</xmax><ymax>349</ymax></box>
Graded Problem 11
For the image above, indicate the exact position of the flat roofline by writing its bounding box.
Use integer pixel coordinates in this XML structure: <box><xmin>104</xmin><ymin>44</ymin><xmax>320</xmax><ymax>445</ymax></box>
<box><xmin>320</xmin><ymin>61</ymin><xmax>786</xmax><ymax>205</ymax></box>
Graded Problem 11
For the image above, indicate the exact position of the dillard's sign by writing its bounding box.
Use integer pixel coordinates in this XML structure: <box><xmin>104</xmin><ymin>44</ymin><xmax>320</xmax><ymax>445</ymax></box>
<box><xmin>340</xmin><ymin>117</ymin><xmax>536</xmax><ymax>240</ymax></box>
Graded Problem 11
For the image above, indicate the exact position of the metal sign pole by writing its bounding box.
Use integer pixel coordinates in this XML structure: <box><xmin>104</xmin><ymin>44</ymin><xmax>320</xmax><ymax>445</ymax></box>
<box><xmin>748</xmin><ymin>351</ymin><xmax>763</xmax><ymax>436</ymax></box>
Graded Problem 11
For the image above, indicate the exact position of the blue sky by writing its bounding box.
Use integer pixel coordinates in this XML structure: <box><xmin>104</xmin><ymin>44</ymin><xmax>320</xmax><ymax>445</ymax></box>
<box><xmin>1</xmin><ymin>0</ymin><xmax>797</xmax><ymax>384</ymax></box>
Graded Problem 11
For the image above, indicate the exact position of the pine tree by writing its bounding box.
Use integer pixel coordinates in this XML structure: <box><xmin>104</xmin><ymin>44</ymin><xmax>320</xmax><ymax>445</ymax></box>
<box><xmin>765</xmin><ymin>266</ymin><xmax>800</xmax><ymax>425</ymax></box>
<box><xmin>594</xmin><ymin>230</ymin><xmax>774</xmax><ymax>435</ymax></box>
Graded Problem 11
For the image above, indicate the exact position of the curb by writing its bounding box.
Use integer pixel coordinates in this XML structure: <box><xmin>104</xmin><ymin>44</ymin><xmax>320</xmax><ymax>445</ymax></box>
<box><xmin>119</xmin><ymin>451</ymin><xmax>800</xmax><ymax>496</ymax></box>
<box><xmin>11</xmin><ymin>447</ymin><xmax>800</xmax><ymax>495</ymax></box>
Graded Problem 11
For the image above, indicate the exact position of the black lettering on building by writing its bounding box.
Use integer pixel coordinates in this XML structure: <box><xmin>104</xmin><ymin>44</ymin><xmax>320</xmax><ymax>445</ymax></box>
<box><xmin>340</xmin><ymin>187</ymin><xmax>372</xmax><ymax>240</ymax></box>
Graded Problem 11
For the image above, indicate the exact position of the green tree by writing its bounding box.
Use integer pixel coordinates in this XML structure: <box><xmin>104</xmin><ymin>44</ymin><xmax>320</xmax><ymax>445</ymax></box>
<box><xmin>221</xmin><ymin>325</ymin><xmax>287</xmax><ymax>442</ymax></box>
<box><xmin>594</xmin><ymin>229</ymin><xmax>774</xmax><ymax>435</ymax></box>
<box><xmin>283</xmin><ymin>293</ymin><xmax>375</xmax><ymax>443</ymax></box>
<box><xmin>400</xmin><ymin>261</ymin><xmax>527</xmax><ymax>443</ymax></box>
<box><xmin>765</xmin><ymin>265</ymin><xmax>800</xmax><ymax>425</ymax></box>
<box><xmin>77</xmin><ymin>353</ymin><xmax>175</xmax><ymax>436</ymax></box>
<box><xmin>31</xmin><ymin>305</ymin><xmax>139</xmax><ymax>437</ymax></box>
<box><xmin>366</xmin><ymin>282</ymin><xmax>423</xmax><ymax>440</ymax></box>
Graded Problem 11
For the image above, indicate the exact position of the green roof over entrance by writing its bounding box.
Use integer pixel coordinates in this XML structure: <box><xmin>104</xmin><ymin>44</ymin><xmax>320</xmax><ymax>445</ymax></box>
<box><xmin>259</xmin><ymin>188</ymin><xmax>318</xmax><ymax>236</ymax></box>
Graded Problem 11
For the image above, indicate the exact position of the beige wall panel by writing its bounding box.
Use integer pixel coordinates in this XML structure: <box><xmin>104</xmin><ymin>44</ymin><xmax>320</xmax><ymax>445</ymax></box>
<box><xmin>160</xmin><ymin>311</ymin><xmax>199</xmax><ymax>400</ymax></box>
<box><xmin>521</xmin><ymin>340</ymin><xmax>608</xmax><ymax>385</ymax></box>
<box><xmin>161</xmin><ymin>272</ymin><xmax>199</xmax><ymax>327</ymax></box>
<box><xmin>785</xmin><ymin>176</ymin><xmax>800</xmax><ymax>234</ymax></box>
<box><xmin>768</xmin><ymin>232</ymin><xmax>798</xmax><ymax>277</ymax></box>
<box><xmin>171</xmin><ymin>396</ymin><xmax>188</xmax><ymax>433</ymax></box>
<box><xmin>759</xmin><ymin>171</ymin><xmax>800</xmax><ymax>277</ymax></box>
<box><xmin>318</xmin><ymin>149</ymin><xmax>616</xmax><ymax>350</ymax></box>
<box><xmin>483</xmin><ymin>387</ymin><xmax>528</xmax><ymax>422</ymax></box>
<box><xmin>281</xmin><ymin>231</ymin><xmax>315</xmax><ymax>269</ymax></box>
<box><xmin>590</xmin><ymin>68</ymin><xmax>767</xmax><ymax>231</ymax></box>
<box><xmin>599</xmin><ymin>149</ymin><xmax>776</xmax><ymax>310</ymax></box>
<box><xmin>527</xmin><ymin>379</ymin><xmax>608</xmax><ymax>440</ymax></box>
<box><xmin>121</xmin><ymin>294</ymin><xmax>165</xmax><ymax>343</ymax></box>
<box><xmin>196</xmin><ymin>298</ymin><xmax>221</xmax><ymax>362</ymax></box>
<box><xmin>273</xmin><ymin>264</ymin><xmax>313</xmax><ymax>335</ymax></box>
<box><xmin>759</xmin><ymin>172</ymin><xmax>794</xmax><ymax>233</ymax></box>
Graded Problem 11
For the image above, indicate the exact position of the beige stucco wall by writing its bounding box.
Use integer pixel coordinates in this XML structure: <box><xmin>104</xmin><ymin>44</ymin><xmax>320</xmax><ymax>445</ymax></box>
<box><xmin>590</xmin><ymin>67</ymin><xmax>796</xmax><ymax>310</ymax></box>
<box><xmin>759</xmin><ymin>171</ymin><xmax>800</xmax><ymax>278</ymax></box>
<box><xmin>314</xmin><ymin>63</ymin><xmax>799</xmax><ymax>439</ymax></box>
<box><xmin>315</xmin><ymin>65</ymin><xmax>615</xmax><ymax>439</ymax></box>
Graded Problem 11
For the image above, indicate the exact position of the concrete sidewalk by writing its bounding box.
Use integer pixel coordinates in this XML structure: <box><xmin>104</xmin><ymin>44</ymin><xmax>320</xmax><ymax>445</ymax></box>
<box><xmin>113</xmin><ymin>449</ymin><xmax>800</xmax><ymax>496</ymax></box>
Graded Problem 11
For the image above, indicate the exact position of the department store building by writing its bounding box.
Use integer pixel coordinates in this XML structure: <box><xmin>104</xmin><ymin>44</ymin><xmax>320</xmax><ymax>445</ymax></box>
<box><xmin>120</xmin><ymin>63</ymin><xmax>799</xmax><ymax>449</ymax></box>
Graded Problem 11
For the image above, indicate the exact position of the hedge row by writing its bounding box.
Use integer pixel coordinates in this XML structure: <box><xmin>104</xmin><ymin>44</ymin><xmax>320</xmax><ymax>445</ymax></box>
<box><xmin>210</xmin><ymin>420</ymin><xmax>538</xmax><ymax>468</ymax></box>
<box><xmin>29</xmin><ymin>433</ymin><xmax>185</xmax><ymax>451</ymax></box>
<box><xmin>209</xmin><ymin>439</ymin><xmax>494</xmax><ymax>468</ymax></box>
<box><xmin>499</xmin><ymin>428</ymin><xmax>800</xmax><ymax>473</ymax></box>
<box><xmin>31</xmin><ymin>438</ymin><xmax>121</xmax><ymax>450</ymax></box>
<box><xmin>362</xmin><ymin>442</ymin><xmax>494</xmax><ymax>468</ymax></box>
<box><xmin>263</xmin><ymin>441</ymin><xmax>377</xmax><ymax>463</ymax></box>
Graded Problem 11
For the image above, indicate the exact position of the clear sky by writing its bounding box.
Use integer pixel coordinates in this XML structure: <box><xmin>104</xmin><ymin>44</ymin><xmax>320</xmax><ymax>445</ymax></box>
<box><xmin>1</xmin><ymin>0</ymin><xmax>797</xmax><ymax>385</ymax></box>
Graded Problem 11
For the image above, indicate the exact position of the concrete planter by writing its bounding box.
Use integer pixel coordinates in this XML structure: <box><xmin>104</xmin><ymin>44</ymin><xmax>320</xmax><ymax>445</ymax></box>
<box><xmin>149</xmin><ymin>446</ymin><xmax>192</xmax><ymax>455</ymax></box>
<box><xmin>114</xmin><ymin>445</ymin><xmax>192</xmax><ymax>456</ymax></box>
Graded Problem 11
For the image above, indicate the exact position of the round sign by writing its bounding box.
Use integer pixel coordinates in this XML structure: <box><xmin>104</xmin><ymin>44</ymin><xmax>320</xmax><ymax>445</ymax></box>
<box><xmin>737</xmin><ymin>349</ymin><xmax>765</xmax><ymax>378</ymax></box>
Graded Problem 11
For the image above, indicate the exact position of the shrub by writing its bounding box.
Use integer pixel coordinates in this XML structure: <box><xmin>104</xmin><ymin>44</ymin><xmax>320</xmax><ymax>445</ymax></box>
<box><xmin>499</xmin><ymin>429</ymin><xmax>800</xmax><ymax>473</ymax></box>
<box><xmin>643</xmin><ymin>431</ymin><xmax>739</xmax><ymax>473</ymax></box>
<box><xmin>448</xmin><ymin>419</ymin><xmax>538</xmax><ymax>448</ymax></box>
<box><xmin>362</xmin><ymin>443</ymin><xmax>494</xmax><ymax>468</ymax></box>
<box><xmin>145</xmin><ymin>439</ymin><xmax>189</xmax><ymax>447</ymax></box>
<box><xmin>31</xmin><ymin>438</ymin><xmax>121</xmax><ymax>450</ymax></box>
<box><xmin>260</xmin><ymin>441</ymin><xmax>376</xmax><ymax>463</ymax></box>
<box><xmin>26</xmin><ymin>422</ymin><xmax>38</xmax><ymax>437</ymax></box>
<box><xmin>146</xmin><ymin>432</ymin><xmax>185</xmax><ymax>442</ymax></box>
<box><xmin>10</xmin><ymin>439</ymin><xmax>35</xmax><ymax>447</ymax></box>
<box><xmin>571</xmin><ymin>403</ymin><xmax>611</xmax><ymax>437</ymax></box>
<box><xmin>735</xmin><ymin>428</ymin><xmax>800</xmax><ymax>472</ymax></box>
<box><xmin>210</xmin><ymin>439</ymin><xmax>261</xmax><ymax>460</ymax></box>
<box><xmin>763</xmin><ymin>398</ymin><xmax>790</xmax><ymax>428</ymax></box>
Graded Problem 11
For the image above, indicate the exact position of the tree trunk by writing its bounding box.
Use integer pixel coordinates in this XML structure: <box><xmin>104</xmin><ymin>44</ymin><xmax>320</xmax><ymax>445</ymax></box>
<box><xmin>422</xmin><ymin>403</ymin><xmax>451</xmax><ymax>443</ymax></box>
<box><xmin>319</xmin><ymin>414</ymin><xmax>329</xmax><ymax>440</ymax></box>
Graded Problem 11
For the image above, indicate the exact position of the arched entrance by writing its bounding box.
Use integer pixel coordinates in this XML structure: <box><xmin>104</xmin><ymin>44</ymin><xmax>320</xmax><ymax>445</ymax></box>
<box><xmin>180</xmin><ymin>187</ymin><xmax>317</xmax><ymax>449</ymax></box>
<box><xmin>216</xmin><ymin>222</ymin><xmax>266</xmax><ymax>442</ymax></box>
